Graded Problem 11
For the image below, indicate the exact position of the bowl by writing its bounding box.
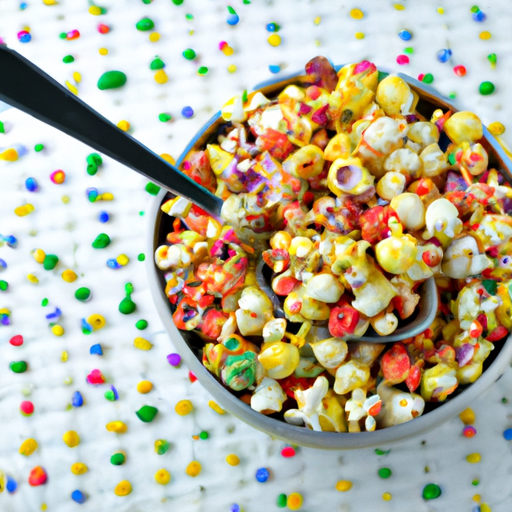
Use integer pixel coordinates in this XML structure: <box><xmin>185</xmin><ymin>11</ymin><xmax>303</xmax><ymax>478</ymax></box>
<box><xmin>145</xmin><ymin>68</ymin><xmax>512</xmax><ymax>449</ymax></box>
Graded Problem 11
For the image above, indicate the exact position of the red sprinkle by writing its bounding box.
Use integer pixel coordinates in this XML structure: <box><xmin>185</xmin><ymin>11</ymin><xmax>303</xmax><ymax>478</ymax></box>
<box><xmin>9</xmin><ymin>334</ymin><xmax>24</xmax><ymax>346</ymax></box>
<box><xmin>453</xmin><ymin>65</ymin><xmax>467</xmax><ymax>76</ymax></box>
<box><xmin>97</xmin><ymin>23</ymin><xmax>110</xmax><ymax>34</ymax></box>
<box><xmin>28</xmin><ymin>466</ymin><xmax>47</xmax><ymax>486</ymax></box>
<box><xmin>189</xmin><ymin>371</ymin><xmax>197</xmax><ymax>383</ymax></box>
<box><xmin>463</xmin><ymin>425</ymin><xmax>477</xmax><ymax>438</ymax></box>
<box><xmin>281</xmin><ymin>446</ymin><xmax>296</xmax><ymax>458</ymax></box>
<box><xmin>20</xmin><ymin>400</ymin><xmax>34</xmax><ymax>416</ymax></box>
<box><xmin>396</xmin><ymin>55</ymin><xmax>410</xmax><ymax>65</ymax></box>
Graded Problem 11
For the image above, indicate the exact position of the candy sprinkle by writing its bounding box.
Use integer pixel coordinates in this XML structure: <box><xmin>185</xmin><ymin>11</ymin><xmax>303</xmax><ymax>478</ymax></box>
<box><xmin>155</xmin><ymin>469</ymin><xmax>171</xmax><ymax>485</ymax></box>
<box><xmin>437</xmin><ymin>48</ymin><xmax>452</xmax><ymax>63</ymax></box>
<box><xmin>62</xmin><ymin>430</ymin><xmax>80</xmax><ymax>448</ymax></box>
<box><xmin>396</xmin><ymin>55</ymin><xmax>409</xmax><ymax>65</ymax></box>
<box><xmin>71</xmin><ymin>490</ymin><xmax>86</xmax><ymax>504</ymax></box>
<box><xmin>182</xmin><ymin>106</ymin><xmax>194</xmax><ymax>118</ymax></box>
<box><xmin>97</xmin><ymin>71</ymin><xmax>127</xmax><ymax>90</ymax></box>
<box><xmin>287</xmin><ymin>493</ymin><xmax>303</xmax><ymax>510</ymax></box>
<box><xmin>453</xmin><ymin>65</ymin><xmax>467</xmax><ymax>76</ymax></box>
<box><xmin>175</xmin><ymin>399</ymin><xmax>193</xmax><ymax>416</ymax></box>
<box><xmin>92</xmin><ymin>233</ymin><xmax>110</xmax><ymax>248</ymax></box>
<box><xmin>186</xmin><ymin>461</ymin><xmax>201</xmax><ymax>477</ymax></box>
<box><xmin>167</xmin><ymin>353</ymin><xmax>181</xmax><ymax>367</ymax></box>
<box><xmin>114</xmin><ymin>480</ymin><xmax>132</xmax><ymax>496</ymax></box>
<box><xmin>378</xmin><ymin>467</ymin><xmax>392</xmax><ymax>479</ymax></box>
<box><xmin>336</xmin><ymin>480</ymin><xmax>353</xmax><ymax>492</ymax></box>
<box><xmin>155</xmin><ymin>439</ymin><xmax>170</xmax><ymax>455</ymax></box>
<box><xmin>479</xmin><ymin>81</ymin><xmax>495</xmax><ymax>95</ymax></box>
<box><xmin>463</xmin><ymin>425</ymin><xmax>477</xmax><ymax>438</ymax></box>
<box><xmin>398</xmin><ymin>29</ymin><xmax>412</xmax><ymax>41</ymax></box>
<box><xmin>350</xmin><ymin>8</ymin><xmax>364</xmax><ymax>19</ymax></box>
<box><xmin>267</xmin><ymin>34</ymin><xmax>281</xmax><ymax>47</ymax></box>
<box><xmin>137</xmin><ymin>380</ymin><xmax>153</xmax><ymax>394</ymax></box>
<box><xmin>255</xmin><ymin>467</ymin><xmax>270</xmax><ymax>483</ymax></box>
<box><xmin>110</xmin><ymin>452</ymin><xmax>126</xmax><ymax>465</ymax></box>
<box><xmin>136</xmin><ymin>405</ymin><xmax>158</xmax><ymax>422</ymax></box>
<box><xmin>182</xmin><ymin>48</ymin><xmax>196</xmax><ymax>60</ymax></box>
<box><xmin>226</xmin><ymin>454</ymin><xmax>240</xmax><ymax>466</ymax></box>
<box><xmin>466</xmin><ymin>452</ymin><xmax>482</xmax><ymax>464</ymax></box>
<box><xmin>422</xmin><ymin>483</ymin><xmax>442</xmax><ymax>500</ymax></box>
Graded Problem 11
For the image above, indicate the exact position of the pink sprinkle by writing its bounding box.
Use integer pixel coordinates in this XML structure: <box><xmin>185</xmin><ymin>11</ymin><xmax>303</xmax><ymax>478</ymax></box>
<box><xmin>20</xmin><ymin>400</ymin><xmax>34</xmax><ymax>416</ymax></box>
<box><xmin>9</xmin><ymin>334</ymin><xmax>24</xmax><ymax>346</ymax></box>
<box><xmin>417</xmin><ymin>73</ymin><xmax>425</xmax><ymax>81</ymax></box>
<box><xmin>396</xmin><ymin>55</ymin><xmax>410</xmax><ymax>65</ymax></box>
<box><xmin>97</xmin><ymin>24</ymin><xmax>110</xmax><ymax>34</ymax></box>
<box><xmin>219</xmin><ymin>41</ymin><xmax>228</xmax><ymax>50</ymax></box>
<box><xmin>86</xmin><ymin>369</ymin><xmax>105</xmax><ymax>385</ymax></box>
<box><xmin>453</xmin><ymin>65</ymin><xmax>467</xmax><ymax>76</ymax></box>
<box><xmin>67</xmin><ymin>29</ymin><xmax>80</xmax><ymax>40</ymax></box>
<box><xmin>281</xmin><ymin>446</ymin><xmax>296</xmax><ymax>458</ymax></box>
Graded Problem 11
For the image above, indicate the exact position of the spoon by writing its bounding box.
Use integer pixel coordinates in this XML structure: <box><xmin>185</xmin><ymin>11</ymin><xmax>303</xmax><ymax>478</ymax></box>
<box><xmin>0</xmin><ymin>45</ymin><xmax>438</xmax><ymax>343</ymax></box>
<box><xmin>0</xmin><ymin>45</ymin><xmax>224</xmax><ymax>220</ymax></box>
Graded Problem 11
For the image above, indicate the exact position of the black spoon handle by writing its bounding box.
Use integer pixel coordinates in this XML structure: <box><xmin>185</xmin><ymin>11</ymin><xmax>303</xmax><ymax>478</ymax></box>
<box><xmin>0</xmin><ymin>45</ymin><xmax>223</xmax><ymax>218</ymax></box>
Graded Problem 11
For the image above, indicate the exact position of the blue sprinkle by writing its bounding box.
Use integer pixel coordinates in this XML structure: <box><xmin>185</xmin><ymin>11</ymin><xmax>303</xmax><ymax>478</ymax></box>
<box><xmin>6</xmin><ymin>476</ymin><xmax>17</xmax><ymax>493</ymax></box>
<box><xmin>472</xmin><ymin>10</ymin><xmax>486</xmax><ymax>22</ymax></box>
<box><xmin>71</xmin><ymin>490</ymin><xmax>86</xmax><ymax>504</ymax></box>
<box><xmin>86</xmin><ymin>187</ymin><xmax>99</xmax><ymax>202</ymax></box>
<box><xmin>269</xmin><ymin>65</ymin><xmax>281</xmax><ymax>74</ymax></box>
<box><xmin>255</xmin><ymin>467</ymin><xmax>269</xmax><ymax>483</ymax></box>
<box><xmin>398</xmin><ymin>29</ymin><xmax>412</xmax><ymax>41</ymax></box>
<box><xmin>3</xmin><ymin>235</ymin><xmax>17</xmax><ymax>248</ymax></box>
<box><xmin>266</xmin><ymin>22</ymin><xmax>279</xmax><ymax>32</ymax></box>
<box><xmin>19</xmin><ymin>33</ymin><xmax>31</xmax><ymax>43</ymax></box>
<box><xmin>71</xmin><ymin>391</ymin><xmax>84</xmax><ymax>407</ymax></box>
<box><xmin>0</xmin><ymin>259</ymin><xmax>7</xmax><ymax>269</ymax></box>
<box><xmin>107</xmin><ymin>258</ymin><xmax>121</xmax><ymax>269</ymax></box>
<box><xmin>25</xmin><ymin>177</ymin><xmax>38</xmax><ymax>192</ymax></box>
<box><xmin>503</xmin><ymin>428</ymin><xmax>512</xmax><ymax>441</ymax></box>
<box><xmin>230</xmin><ymin>505</ymin><xmax>241</xmax><ymax>512</ymax></box>
<box><xmin>437</xmin><ymin>48</ymin><xmax>452</xmax><ymax>63</ymax></box>
<box><xmin>81</xmin><ymin>318</ymin><xmax>93</xmax><ymax>333</ymax></box>
<box><xmin>227</xmin><ymin>14</ymin><xmax>240</xmax><ymax>25</ymax></box>
<box><xmin>110</xmin><ymin>385</ymin><xmax>119</xmax><ymax>400</ymax></box>
<box><xmin>20</xmin><ymin>2</ymin><xmax>28</xmax><ymax>9</ymax></box>
<box><xmin>90</xmin><ymin>343</ymin><xmax>103</xmax><ymax>355</ymax></box>
<box><xmin>45</xmin><ymin>308</ymin><xmax>62</xmax><ymax>321</ymax></box>
<box><xmin>98</xmin><ymin>211</ymin><xmax>109</xmax><ymax>223</ymax></box>
<box><xmin>181</xmin><ymin>106</ymin><xmax>194</xmax><ymax>118</ymax></box>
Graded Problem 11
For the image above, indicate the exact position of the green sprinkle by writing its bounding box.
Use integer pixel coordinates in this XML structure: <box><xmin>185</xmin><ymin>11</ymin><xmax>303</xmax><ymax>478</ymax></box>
<box><xmin>97</xmin><ymin>71</ymin><xmax>127</xmax><ymax>90</ymax></box>
<box><xmin>422</xmin><ymin>73</ymin><xmax>434</xmax><ymax>84</ymax></box>
<box><xmin>172</xmin><ymin>0</ymin><xmax>184</xmax><ymax>4</ymax></box>
<box><xmin>136</xmin><ymin>405</ymin><xmax>158</xmax><ymax>422</ymax></box>
<box><xmin>10</xmin><ymin>361</ymin><xmax>28</xmax><ymax>373</ymax></box>
<box><xmin>198</xmin><ymin>66</ymin><xmax>209</xmax><ymax>75</ymax></box>
<box><xmin>63</xmin><ymin>55</ymin><xmax>74</xmax><ymax>63</ymax></box>
<box><xmin>142</xmin><ymin>0</ymin><xmax>152</xmax><ymax>4</ymax></box>
<box><xmin>227</xmin><ymin>5</ymin><xmax>237</xmax><ymax>14</ymax></box>
<box><xmin>150</xmin><ymin>57</ymin><xmax>165</xmax><ymax>70</ymax></box>
<box><xmin>104</xmin><ymin>390</ymin><xmax>117</xmax><ymax>401</ymax></box>
<box><xmin>448</xmin><ymin>152</ymin><xmax>456</xmax><ymax>165</ymax></box>
<box><xmin>183</xmin><ymin>48</ymin><xmax>196</xmax><ymax>60</ymax></box>
<box><xmin>75</xmin><ymin>287</ymin><xmax>91</xmax><ymax>302</ymax></box>
<box><xmin>59</xmin><ymin>32</ymin><xmax>67</xmax><ymax>39</ymax></box>
<box><xmin>378</xmin><ymin>467</ymin><xmax>392</xmax><ymax>479</ymax></box>
<box><xmin>125</xmin><ymin>282</ymin><xmax>134</xmax><ymax>295</ymax></box>
<box><xmin>136</xmin><ymin>319</ymin><xmax>148</xmax><ymax>330</ymax></box>
<box><xmin>404</xmin><ymin>47</ymin><xmax>414</xmax><ymax>54</ymax></box>
<box><xmin>502</xmin><ymin>397</ymin><xmax>509</xmax><ymax>404</ymax></box>
<box><xmin>145</xmin><ymin>182</ymin><xmax>161</xmax><ymax>195</ymax></box>
<box><xmin>137</xmin><ymin>253</ymin><xmax>145</xmax><ymax>262</ymax></box>
<box><xmin>488</xmin><ymin>53</ymin><xmax>497</xmax><ymax>65</ymax></box>
<box><xmin>199</xmin><ymin>431</ymin><xmax>209</xmax><ymax>440</ymax></box>
<box><xmin>277</xmin><ymin>494</ymin><xmax>287</xmax><ymax>508</ymax></box>
<box><xmin>470</xmin><ymin>5</ymin><xmax>480</xmax><ymax>13</ymax></box>
<box><xmin>242</xmin><ymin>89</ymin><xmax>248</xmax><ymax>103</ymax></box>
<box><xmin>479</xmin><ymin>81</ymin><xmax>495</xmax><ymax>95</ymax></box>
<box><xmin>158</xmin><ymin>113</ymin><xmax>172</xmax><ymax>122</ymax></box>
<box><xmin>43</xmin><ymin>254</ymin><xmax>59</xmax><ymax>270</ymax></box>
<box><xmin>0</xmin><ymin>280</ymin><xmax>8</xmax><ymax>291</ymax></box>
<box><xmin>92</xmin><ymin>233</ymin><xmax>110</xmax><ymax>249</ymax></box>
<box><xmin>449</xmin><ymin>92</ymin><xmax>457</xmax><ymax>99</ymax></box>
<box><xmin>110</xmin><ymin>453</ymin><xmax>126</xmax><ymax>465</ymax></box>
<box><xmin>155</xmin><ymin>439</ymin><xmax>170</xmax><ymax>455</ymax></box>
<box><xmin>374</xmin><ymin>448</ymin><xmax>391</xmax><ymax>456</ymax></box>
<box><xmin>185</xmin><ymin>14</ymin><xmax>194</xmax><ymax>20</ymax></box>
<box><xmin>0</xmin><ymin>121</ymin><xmax>4</xmax><ymax>133</ymax></box>
<box><xmin>422</xmin><ymin>483</ymin><xmax>442</xmax><ymax>500</ymax></box>
<box><xmin>136</xmin><ymin>17</ymin><xmax>155</xmax><ymax>31</ymax></box>
<box><xmin>41</xmin><ymin>298</ymin><xmax>49</xmax><ymax>307</ymax></box>
<box><xmin>34</xmin><ymin>144</ymin><xmax>44</xmax><ymax>152</ymax></box>
<box><xmin>119</xmin><ymin>295</ymin><xmax>136</xmax><ymax>314</ymax></box>
<box><xmin>139</xmin><ymin>211</ymin><xmax>145</xmax><ymax>216</ymax></box>
<box><xmin>472</xmin><ymin>479</ymin><xmax>480</xmax><ymax>486</ymax></box>
<box><xmin>86</xmin><ymin>153</ymin><xmax>102</xmax><ymax>175</ymax></box>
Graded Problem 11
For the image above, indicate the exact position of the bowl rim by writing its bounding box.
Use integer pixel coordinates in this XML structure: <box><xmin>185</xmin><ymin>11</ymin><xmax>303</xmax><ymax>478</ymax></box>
<box><xmin>145</xmin><ymin>67</ymin><xmax>512</xmax><ymax>449</ymax></box>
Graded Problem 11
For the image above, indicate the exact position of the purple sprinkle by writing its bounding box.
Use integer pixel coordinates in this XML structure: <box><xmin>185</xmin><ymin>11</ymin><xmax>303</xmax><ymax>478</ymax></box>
<box><xmin>182</xmin><ymin>106</ymin><xmax>194</xmax><ymax>118</ymax></box>
<box><xmin>167</xmin><ymin>353</ymin><xmax>182</xmax><ymax>367</ymax></box>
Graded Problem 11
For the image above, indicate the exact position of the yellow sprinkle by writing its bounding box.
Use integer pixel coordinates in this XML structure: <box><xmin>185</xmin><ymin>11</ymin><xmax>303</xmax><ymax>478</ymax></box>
<box><xmin>394</xmin><ymin>4</ymin><xmax>405</xmax><ymax>10</ymax></box>
<box><xmin>222</xmin><ymin>46</ymin><xmax>234</xmax><ymax>56</ymax></box>
<box><xmin>175</xmin><ymin>399</ymin><xmax>193</xmax><ymax>416</ymax></box>
<box><xmin>137</xmin><ymin>380</ymin><xmax>153</xmax><ymax>394</ymax></box>
<box><xmin>51</xmin><ymin>325</ymin><xmax>65</xmax><ymax>336</ymax></box>
<box><xmin>287</xmin><ymin>493</ymin><xmax>303</xmax><ymax>510</ymax></box>
<box><xmin>489</xmin><ymin>122</ymin><xmax>505</xmax><ymax>135</ymax></box>
<box><xmin>437</xmin><ymin>7</ymin><xmax>444</xmax><ymax>14</ymax></box>
<box><xmin>355</xmin><ymin>32</ymin><xmax>365</xmax><ymax>39</ymax></box>
<box><xmin>0</xmin><ymin>148</ymin><xmax>19</xmax><ymax>161</ymax></box>
<box><xmin>27</xmin><ymin>274</ymin><xmax>39</xmax><ymax>284</ymax></box>
<box><xmin>61</xmin><ymin>351</ymin><xmax>68</xmax><ymax>362</ymax></box>
<box><xmin>149</xmin><ymin>32</ymin><xmax>160</xmax><ymax>42</ymax></box>
<box><xmin>154</xmin><ymin>468</ymin><xmax>171</xmax><ymax>485</ymax></box>
<box><xmin>336</xmin><ymin>480</ymin><xmax>353</xmax><ymax>492</ymax></box>
<box><xmin>186</xmin><ymin>461</ymin><xmax>201</xmax><ymax>477</ymax></box>
<box><xmin>72</xmin><ymin>71</ymin><xmax>82</xmax><ymax>83</ymax></box>
<box><xmin>226</xmin><ymin>454</ymin><xmax>240</xmax><ymax>466</ymax></box>
<box><xmin>88</xmin><ymin>5</ymin><xmax>102</xmax><ymax>15</ymax></box>
<box><xmin>87</xmin><ymin>314</ymin><xmax>106</xmax><ymax>330</ymax></box>
<box><xmin>99</xmin><ymin>47</ymin><xmax>108</xmax><ymax>55</ymax></box>
<box><xmin>267</xmin><ymin>34</ymin><xmax>281</xmax><ymax>47</ymax></box>
<box><xmin>63</xmin><ymin>430</ymin><xmax>80</xmax><ymax>448</ymax></box>
<box><xmin>466</xmin><ymin>453</ymin><xmax>481</xmax><ymax>464</ymax></box>
<box><xmin>314</xmin><ymin>16</ymin><xmax>321</xmax><ymax>25</ymax></box>
<box><xmin>160</xmin><ymin>153</ymin><xmax>176</xmax><ymax>166</ymax></box>
<box><xmin>106</xmin><ymin>421</ymin><xmax>128</xmax><ymax>433</ymax></box>
<box><xmin>63</xmin><ymin>376</ymin><xmax>73</xmax><ymax>385</ymax></box>
<box><xmin>382</xmin><ymin>492</ymin><xmax>392</xmax><ymax>501</ymax></box>
<box><xmin>117</xmin><ymin>254</ymin><xmax>129</xmax><ymax>266</ymax></box>
<box><xmin>480</xmin><ymin>31</ymin><xmax>491</xmax><ymax>40</ymax></box>
<box><xmin>14</xmin><ymin>204</ymin><xmax>35</xmax><ymax>216</ymax></box>
<box><xmin>350</xmin><ymin>8</ymin><xmax>364</xmax><ymax>19</ymax></box>
<box><xmin>117</xmin><ymin>120</ymin><xmax>130</xmax><ymax>131</ymax></box>
<box><xmin>481</xmin><ymin>503</ymin><xmax>492</xmax><ymax>512</ymax></box>
<box><xmin>61</xmin><ymin>269</ymin><xmax>77</xmax><ymax>282</ymax></box>
<box><xmin>227</xmin><ymin>64</ymin><xmax>237</xmax><ymax>73</ymax></box>
<box><xmin>42</xmin><ymin>0</ymin><xmax>56</xmax><ymax>5</ymax></box>
<box><xmin>41</xmin><ymin>504</ymin><xmax>47</xmax><ymax>511</ymax></box>
<box><xmin>134</xmin><ymin>337</ymin><xmax>153</xmax><ymax>350</ymax></box>
<box><xmin>154</xmin><ymin>69</ymin><xmax>168</xmax><ymax>84</ymax></box>
<box><xmin>114</xmin><ymin>480</ymin><xmax>132</xmax><ymax>496</ymax></box>
<box><xmin>71</xmin><ymin>463</ymin><xmax>88</xmax><ymax>475</ymax></box>
<box><xmin>65</xmin><ymin>81</ymin><xmax>78</xmax><ymax>95</ymax></box>
<box><xmin>61</xmin><ymin>195</ymin><xmax>70</xmax><ymax>204</ymax></box>
<box><xmin>473</xmin><ymin>494</ymin><xmax>481</xmax><ymax>503</ymax></box>
<box><xmin>33</xmin><ymin>249</ymin><xmax>46</xmax><ymax>263</ymax></box>
<box><xmin>208</xmin><ymin>400</ymin><xmax>225</xmax><ymax>414</ymax></box>
<box><xmin>100</xmin><ymin>192</ymin><xmax>114</xmax><ymax>201</ymax></box>
<box><xmin>459</xmin><ymin>407</ymin><xmax>475</xmax><ymax>425</ymax></box>
<box><xmin>19</xmin><ymin>438</ymin><xmax>38</xmax><ymax>456</ymax></box>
